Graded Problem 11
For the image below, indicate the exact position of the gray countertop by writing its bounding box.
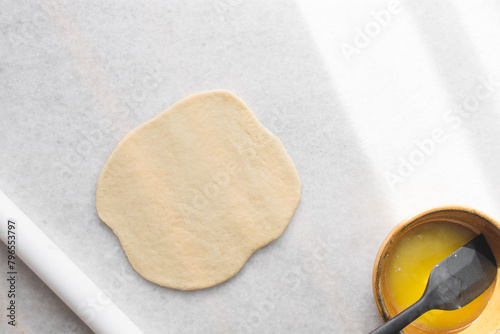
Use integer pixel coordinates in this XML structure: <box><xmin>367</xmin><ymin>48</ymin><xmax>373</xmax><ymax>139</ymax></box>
<box><xmin>1</xmin><ymin>0</ymin><xmax>500</xmax><ymax>333</ymax></box>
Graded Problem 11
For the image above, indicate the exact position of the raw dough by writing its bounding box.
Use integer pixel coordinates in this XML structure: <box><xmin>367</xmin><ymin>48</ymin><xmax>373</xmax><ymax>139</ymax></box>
<box><xmin>96</xmin><ymin>90</ymin><xmax>301</xmax><ymax>290</ymax></box>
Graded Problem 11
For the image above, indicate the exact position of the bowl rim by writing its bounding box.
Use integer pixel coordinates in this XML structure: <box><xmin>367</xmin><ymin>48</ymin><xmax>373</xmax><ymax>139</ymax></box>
<box><xmin>372</xmin><ymin>205</ymin><xmax>500</xmax><ymax>332</ymax></box>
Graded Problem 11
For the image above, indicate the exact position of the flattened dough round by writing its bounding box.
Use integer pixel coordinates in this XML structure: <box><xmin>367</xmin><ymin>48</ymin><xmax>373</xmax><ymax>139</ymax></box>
<box><xmin>96</xmin><ymin>90</ymin><xmax>301</xmax><ymax>290</ymax></box>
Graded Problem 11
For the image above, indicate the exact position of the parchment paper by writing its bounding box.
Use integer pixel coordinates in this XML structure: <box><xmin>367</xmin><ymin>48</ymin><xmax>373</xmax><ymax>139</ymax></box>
<box><xmin>1</xmin><ymin>0</ymin><xmax>500</xmax><ymax>333</ymax></box>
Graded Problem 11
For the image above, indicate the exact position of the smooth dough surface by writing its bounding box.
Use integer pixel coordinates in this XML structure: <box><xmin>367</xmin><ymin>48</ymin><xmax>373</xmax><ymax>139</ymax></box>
<box><xmin>96</xmin><ymin>90</ymin><xmax>301</xmax><ymax>290</ymax></box>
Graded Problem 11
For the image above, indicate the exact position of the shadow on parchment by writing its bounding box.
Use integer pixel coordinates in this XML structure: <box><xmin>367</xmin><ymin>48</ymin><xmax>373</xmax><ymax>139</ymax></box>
<box><xmin>406</xmin><ymin>0</ymin><xmax>500</xmax><ymax>203</ymax></box>
<box><xmin>199</xmin><ymin>0</ymin><xmax>399</xmax><ymax>332</ymax></box>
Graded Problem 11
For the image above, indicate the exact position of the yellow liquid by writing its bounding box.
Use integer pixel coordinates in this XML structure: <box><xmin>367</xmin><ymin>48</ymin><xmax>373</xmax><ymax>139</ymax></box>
<box><xmin>382</xmin><ymin>221</ymin><xmax>494</xmax><ymax>333</ymax></box>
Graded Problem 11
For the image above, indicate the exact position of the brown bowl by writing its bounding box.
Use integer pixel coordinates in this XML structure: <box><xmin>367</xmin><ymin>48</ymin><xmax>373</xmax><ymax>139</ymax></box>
<box><xmin>373</xmin><ymin>206</ymin><xmax>500</xmax><ymax>334</ymax></box>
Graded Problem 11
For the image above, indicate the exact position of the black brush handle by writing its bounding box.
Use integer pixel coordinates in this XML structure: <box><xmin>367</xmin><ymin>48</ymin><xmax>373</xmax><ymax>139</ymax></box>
<box><xmin>369</xmin><ymin>297</ymin><xmax>430</xmax><ymax>334</ymax></box>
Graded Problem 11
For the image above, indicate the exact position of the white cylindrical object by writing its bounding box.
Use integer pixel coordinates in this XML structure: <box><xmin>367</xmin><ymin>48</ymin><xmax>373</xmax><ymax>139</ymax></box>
<box><xmin>0</xmin><ymin>190</ymin><xmax>143</xmax><ymax>334</ymax></box>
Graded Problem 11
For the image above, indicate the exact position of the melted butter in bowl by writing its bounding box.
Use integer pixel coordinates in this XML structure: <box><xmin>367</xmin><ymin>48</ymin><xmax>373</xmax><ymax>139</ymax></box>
<box><xmin>381</xmin><ymin>220</ymin><xmax>494</xmax><ymax>333</ymax></box>
<box><xmin>373</xmin><ymin>207</ymin><xmax>500</xmax><ymax>334</ymax></box>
